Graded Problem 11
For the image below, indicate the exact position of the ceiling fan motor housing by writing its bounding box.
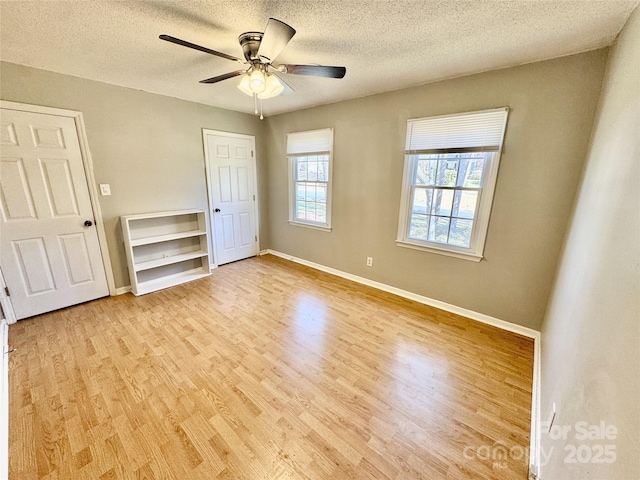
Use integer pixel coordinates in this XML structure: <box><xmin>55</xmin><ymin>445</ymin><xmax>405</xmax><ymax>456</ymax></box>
<box><xmin>239</xmin><ymin>32</ymin><xmax>264</xmax><ymax>62</ymax></box>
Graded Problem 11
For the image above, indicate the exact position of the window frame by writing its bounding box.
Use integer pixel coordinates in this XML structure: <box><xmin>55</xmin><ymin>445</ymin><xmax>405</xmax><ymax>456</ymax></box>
<box><xmin>396</xmin><ymin>108</ymin><xmax>509</xmax><ymax>261</ymax></box>
<box><xmin>287</xmin><ymin>128</ymin><xmax>334</xmax><ymax>231</ymax></box>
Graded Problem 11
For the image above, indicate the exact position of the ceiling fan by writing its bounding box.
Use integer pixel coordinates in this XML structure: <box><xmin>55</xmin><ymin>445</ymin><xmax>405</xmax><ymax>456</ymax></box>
<box><xmin>160</xmin><ymin>18</ymin><xmax>346</xmax><ymax>118</ymax></box>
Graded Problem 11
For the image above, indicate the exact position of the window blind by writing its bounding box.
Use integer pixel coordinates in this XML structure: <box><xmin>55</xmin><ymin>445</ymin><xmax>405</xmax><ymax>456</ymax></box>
<box><xmin>287</xmin><ymin>128</ymin><xmax>333</xmax><ymax>155</ymax></box>
<box><xmin>406</xmin><ymin>108</ymin><xmax>509</xmax><ymax>154</ymax></box>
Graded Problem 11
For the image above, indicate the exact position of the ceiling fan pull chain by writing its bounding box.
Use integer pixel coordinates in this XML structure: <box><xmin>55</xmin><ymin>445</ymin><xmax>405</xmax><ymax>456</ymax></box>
<box><xmin>260</xmin><ymin>98</ymin><xmax>264</xmax><ymax>120</ymax></box>
<box><xmin>254</xmin><ymin>93</ymin><xmax>258</xmax><ymax>115</ymax></box>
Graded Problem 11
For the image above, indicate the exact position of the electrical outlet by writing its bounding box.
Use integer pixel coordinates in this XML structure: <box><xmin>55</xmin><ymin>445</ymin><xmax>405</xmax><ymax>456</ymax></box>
<box><xmin>366</xmin><ymin>257</ymin><xmax>373</xmax><ymax>267</ymax></box>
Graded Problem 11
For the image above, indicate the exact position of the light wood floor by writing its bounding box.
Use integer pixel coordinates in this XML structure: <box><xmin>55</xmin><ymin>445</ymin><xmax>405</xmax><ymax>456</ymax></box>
<box><xmin>9</xmin><ymin>254</ymin><xmax>533</xmax><ymax>479</ymax></box>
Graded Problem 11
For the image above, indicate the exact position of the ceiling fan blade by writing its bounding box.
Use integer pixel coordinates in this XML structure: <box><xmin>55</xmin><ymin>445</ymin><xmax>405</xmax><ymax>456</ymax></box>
<box><xmin>257</xmin><ymin>18</ymin><xmax>296</xmax><ymax>62</ymax></box>
<box><xmin>199</xmin><ymin>70</ymin><xmax>246</xmax><ymax>84</ymax></box>
<box><xmin>272</xmin><ymin>73</ymin><xmax>295</xmax><ymax>96</ymax></box>
<box><xmin>280</xmin><ymin>64</ymin><xmax>346</xmax><ymax>79</ymax></box>
<box><xmin>159</xmin><ymin>34</ymin><xmax>242</xmax><ymax>62</ymax></box>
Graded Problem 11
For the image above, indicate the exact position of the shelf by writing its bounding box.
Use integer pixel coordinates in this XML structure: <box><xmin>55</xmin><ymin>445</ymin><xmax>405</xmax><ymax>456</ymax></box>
<box><xmin>121</xmin><ymin>209</ymin><xmax>211</xmax><ymax>295</ymax></box>
<box><xmin>130</xmin><ymin>230</ymin><xmax>207</xmax><ymax>247</ymax></box>
<box><xmin>121</xmin><ymin>209</ymin><xmax>205</xmax><ymax>221</ymax></box>
<box><xmin>134</xmin><ymin>251</ymin><xmax>209</xmax><ymax>272</ymax></box>
<box><xmin>136</xmin><ymin>269</ymin><xmax>210</xmax><ymax>295</ymax></box>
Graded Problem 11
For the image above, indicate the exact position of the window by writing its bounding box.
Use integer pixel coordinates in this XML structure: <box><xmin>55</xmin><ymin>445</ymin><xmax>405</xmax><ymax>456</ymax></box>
<box><xmin>397</xmin><ymin>108</ymin><xmax>509</xmax><ymax>261</ymax></box>
<box><xmin>287</xmin><ymin>128</ymin><xmax>334</xmax><ymax>230</ymax></box>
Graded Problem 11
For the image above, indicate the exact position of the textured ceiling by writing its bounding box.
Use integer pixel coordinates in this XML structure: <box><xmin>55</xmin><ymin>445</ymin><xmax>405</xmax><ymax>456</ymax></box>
<box><xmin>1</xmin><ymin>1</ymin><xmax>637</xmax><ymax>116</ymax></box>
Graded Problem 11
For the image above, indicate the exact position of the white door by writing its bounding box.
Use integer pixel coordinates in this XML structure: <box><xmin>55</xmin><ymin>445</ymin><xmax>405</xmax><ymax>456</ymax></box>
<box><xmin>206</xmin><ymin>133</ymin><xmax>258</xmax><ymax>265</ymax></box>
<box><xmin>0</xmin><ymin>108</ymin><xmax>109</xmax><ymax>319</ymax></box>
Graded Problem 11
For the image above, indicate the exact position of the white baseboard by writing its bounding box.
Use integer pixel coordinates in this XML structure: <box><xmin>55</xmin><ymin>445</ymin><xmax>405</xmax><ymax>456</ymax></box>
<box><xmin>115</xmin><ymin>286</ymin><xmax>131</xmax><ymax>295</ymax></box>
<box><xmin>264</xmin><ymin>249</ymin><xmax>539</xmax><ymax>339</ymax></box>
<box><xmin>1</xmin><ymin>319</ymin><xmax>9</xmax><ymax>480</ymax></box>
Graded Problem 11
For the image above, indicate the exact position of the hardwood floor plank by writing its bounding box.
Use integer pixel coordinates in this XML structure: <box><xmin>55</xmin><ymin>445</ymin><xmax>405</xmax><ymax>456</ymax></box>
<box><xmin>9</xmin><ymin>254</ymin><xmax>534</xmax><ymax>479</ymax></box>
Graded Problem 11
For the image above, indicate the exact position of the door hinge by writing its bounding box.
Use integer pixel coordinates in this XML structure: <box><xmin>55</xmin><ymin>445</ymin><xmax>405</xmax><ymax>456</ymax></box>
<box><xmin>251</xmin><ymin>150</ymin><xmax>254</xmax><ymax>157</ymax></box>
<box><xmin>253</xmin><ymin>195</ymin><xmax>255</xmax><ymax>201</ymax></box>
<box><xmin>4</xmin><ymin>286</ymin><xmax>9</xmax><ymax>297</ymax></box>
<box><xmin>255</xmin><ymin>236</ymin><xmax>257</xmax><ymax>242</ymax></box>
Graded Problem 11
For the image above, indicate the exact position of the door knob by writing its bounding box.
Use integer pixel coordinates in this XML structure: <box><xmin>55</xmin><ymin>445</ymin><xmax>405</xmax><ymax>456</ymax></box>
<box><xmin>214</xmin><ymin>208</ymin><xmax>221</xmax><ymax>213</ymax></box>
<box><xmin>84</xmin><ymin>220</ymin><xmax>93</xmax><ymax>227</ymax></box>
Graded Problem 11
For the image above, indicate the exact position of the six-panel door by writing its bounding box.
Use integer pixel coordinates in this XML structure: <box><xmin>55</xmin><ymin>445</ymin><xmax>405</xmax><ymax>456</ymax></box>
<box><xmin>0</xmin><ymin>108</ymin><xmax>109</xmax><ymax>319</ymax></box>
<box><xmin>207</xmin><ymin>134</ymin><xmax>258</xmax><ymax>265</ymax></box>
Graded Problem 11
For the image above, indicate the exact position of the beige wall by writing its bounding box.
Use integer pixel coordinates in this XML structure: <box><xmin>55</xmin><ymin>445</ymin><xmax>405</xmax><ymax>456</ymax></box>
<box><xmin>263</xmin><ymin>50</ymin><xmax>607</xmax><ymax>330</ymax></box>
<box><xmin>0</xmin><ymin>62</ymin><xmax>266</xmax><ymax>289</ymax></box>
<box><xmin>540</xmin><ymin>7</ymin><xmax>639</xmax><ymax>479</ymax></box>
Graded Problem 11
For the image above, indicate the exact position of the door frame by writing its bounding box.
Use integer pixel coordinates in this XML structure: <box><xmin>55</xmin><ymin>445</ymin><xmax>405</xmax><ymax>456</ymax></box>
<box><xmin>0</xmin><ymin>101</ymin><xmax>116</xmax><ymax>322</ymax></box>
<box><xmin>0</xmin><ymin>269</ymin><xmax>16</xmax><ymax>324</ymax></box>
<box><xmin>202</xmin><ymin>129</ymin><xmax>259</xmax><ymax>268</ymax></box>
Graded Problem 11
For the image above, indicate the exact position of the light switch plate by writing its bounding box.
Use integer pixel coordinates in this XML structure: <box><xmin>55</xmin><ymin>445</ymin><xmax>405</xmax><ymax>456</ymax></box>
<box><xmin>100</xmin><ymin>184</ymin><xmax>111</xmax><ymax>196</ymax></box>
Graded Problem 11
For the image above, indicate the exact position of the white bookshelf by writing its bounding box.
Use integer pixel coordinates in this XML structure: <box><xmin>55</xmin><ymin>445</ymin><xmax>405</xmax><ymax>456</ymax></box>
<box><xmin>121</xmin><ymin>210</ymin><xmax>211</xmax><ymax>295</ymax></box>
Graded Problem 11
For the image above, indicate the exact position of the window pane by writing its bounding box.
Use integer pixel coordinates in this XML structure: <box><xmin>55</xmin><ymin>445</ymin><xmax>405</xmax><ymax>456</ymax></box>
<box><xmin>296</xmin><ymin>161</ymin><xmax>307</xmax><ymax>181</ymax></box>
<box><xmin>461</xmin><ymin>157</ymin><xmax>485</xmax><ymax>188</ymax></box>
<box><xmin>307</xmin><ymin>162</ymin><xmax>318</xmax><ymax>181</ymax></box>
<box><xmin>296</xmin><ymin>183</ymin><xmax>305</xmax><ymax>202</ymax></box>
<box><xmin>411</xmin><ymin>188</ymin><xmax>432</xmax><ymax>214</ymax></box>
<box><xmin>452</xmin><ymin>190</ymin><xmax>478</xmax><ymax>219</ymax></box>
<box><xmin>436</xmin><ymin>159</ymin><xmax>458</xmax><ymax>186</ymax></box>
<box><xmin>305</xmin><ymin>183</ymin><xmax>316</xmax><ymax>201</ymax></box>
<box><xmin>449</xmin><ymin>218</ymin><xmax>473</xmax><ymax>247</ymax></box>
<box><xmin>415</xmin><ymin>159</ymin><xmax>437</xmax><ymax>185</ymax></box>
<box><xmin>296</xmin><ymin>200</ymin><xmax>305</xmax><ymax>219</ymax></box>
<box><xmin>316</xmin><ymin>202</ymin><xmax>327</xmax><ymax>223</ymax></box>
<box><xmin>456</xmin><ymin>157</ymin><xmax>470</xmax><ymax>187</ymax></box>
<box><xmin>306</xmin><ymin>202</ymin><xmax>317</xmax><ymax>221</ymax></box>
<box><xmin>409</xmin><ymin>214</ymin><xmax>429</xmax><ymax>240</ymax></box>
<box><xmin>316</xmin><ymin>184</ymin><xmax>327</xmax><ymax>203</ymax></box>
<box><xmin>318</xmin><ymin>161</ymin><xmax>329</xmax><ymax>181</ymax></box>
<box><xmin>432</xmin><ymin>189</ymin><xmax>454</xmax><ymax>216</ymax></box>
<box><xmin>305</xmin><ymin>203</ymin><xmax>311</xmax><ymax>222</ymax></box>
<box><xmin>428</xmin><ymin>216</ymin><xmax>450</xmax><ymax>243</ymax></box>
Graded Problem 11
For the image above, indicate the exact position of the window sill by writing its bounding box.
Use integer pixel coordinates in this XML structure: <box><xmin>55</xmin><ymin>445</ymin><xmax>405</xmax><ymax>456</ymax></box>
<box><xmin>288</xmin><ymin>220</ymin><xmax>332</xmax><ymax>232</ymax></box>
<box><xmin>396</xmin><ymin>240</ymin><xmax>483</xmax><ymax>262</ymax></box>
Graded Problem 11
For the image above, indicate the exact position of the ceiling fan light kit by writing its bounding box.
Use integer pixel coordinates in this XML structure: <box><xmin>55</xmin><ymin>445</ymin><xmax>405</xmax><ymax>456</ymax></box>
<box><xmin>259</xmin><ymin>74</ymin><xmax>284</xmax><ymax>99</ymax></box>
<box><xmin>236</xmin><ymin>73</ymin><xmax>253</xmax><ymax>96</ymax></box>
<box><xmin>249</xmin><ymin>69</ymin><xmax>267</xmax><ymax>93</ymax></box>
<box><xmin>160</xmin><ymin>18</ymin><xmax>346</xmax><ymax>118</ymax></box>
